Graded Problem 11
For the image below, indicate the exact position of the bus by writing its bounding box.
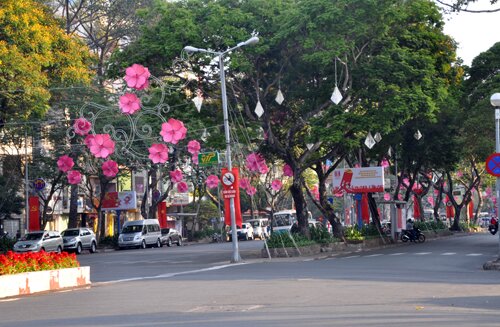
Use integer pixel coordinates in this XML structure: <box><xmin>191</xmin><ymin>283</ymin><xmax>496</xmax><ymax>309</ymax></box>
<box><xmin>272</xmin><ymin>210</ymin><xmax>313</xmax><ymax>234</ymax></box>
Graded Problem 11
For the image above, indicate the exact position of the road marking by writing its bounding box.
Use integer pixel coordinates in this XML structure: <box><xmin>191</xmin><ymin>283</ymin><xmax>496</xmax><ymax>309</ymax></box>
<box><xmin>414</xmin><ymin>252</ymin><xmax>431</xmax><ymax>255</ymax></box>
<box><xmin>441</xmin><ymin>252</ymin><xmax>456</xmax><ymax>255</ymax></box>
<box><xmin>365</xmin><ymin>254</ymin><xmax>383</xmax><ymax>257</ymax></box>
<box><xmin>466</xmin><ymin>253</ymin><xmax>483</xmax><ymax>256</ymax></box>
<box><xmin>343</xmin><ymin>255</ymin><xmax>360</xmax><ymax>259</ymax></box>
<box><xmin>389</xmin><ymin>252</ymin><xmax>406</xmax><ymax>256</ymax></box>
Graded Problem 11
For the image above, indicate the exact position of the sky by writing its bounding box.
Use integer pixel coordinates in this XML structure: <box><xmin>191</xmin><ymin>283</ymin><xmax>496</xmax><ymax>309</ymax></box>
<box><xmin>441</xmin><ymin>1</ymin><xmax>500</xmax><ymax>66</ymax></box>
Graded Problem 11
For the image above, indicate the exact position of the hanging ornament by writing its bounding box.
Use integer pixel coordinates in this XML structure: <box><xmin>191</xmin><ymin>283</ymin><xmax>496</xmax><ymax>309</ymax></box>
<box><xmin>306</xmin><ymin>143</ymin><xmax>314</xmax><ymax>150</ymax></box>
<box><xmin>414</xmin><ymin>129</ymin><xmax>422</xmax><ymax>140</ymax></box>
<box><xmin>330</xmin><ymin>86</ymin><xmax>343</xmax><ymax>105</ymax></box>
<box><xmin>201</xmin><ymin>128</ymin><xmax>209</xmax><ymax>142</ymax></box>
<box><xmin>192</xmin><ymin>94</ymin><xmax>203</xmax><ymax>112</ymax></box>
<box><xmin>388</xmin><ymin>146</ymin><xmax>393</xmax><ymax>157</ymax></box>
<box><xmin>275</xmin><ymin>89</ymin><xmax>285</xmax><ymax>105</ymax></box>
<box><xmin>254</xmin><ymin>100</ymin><xmax>264</xmax><ymax>118</ymax></box>
<box><xmin>364</xmin><ymin>132</ymin><xmax>376</xmax><ymax>149</ymax></box>
<box><xmin>374</xmin><ymin>132</ymin><xmax>382</xmax><ymax>143</ymax></box>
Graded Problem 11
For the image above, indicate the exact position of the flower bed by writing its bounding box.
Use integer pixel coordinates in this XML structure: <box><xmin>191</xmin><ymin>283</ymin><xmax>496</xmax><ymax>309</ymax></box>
<box><xmin>0</xmin><ymin>251</ymin><xmax>79</xmax><ymax>275</ymax></box>
<box><xmin>0</xmin><ymin>251</ymin><xmax>90</xmax><ymax>298</ymax></box>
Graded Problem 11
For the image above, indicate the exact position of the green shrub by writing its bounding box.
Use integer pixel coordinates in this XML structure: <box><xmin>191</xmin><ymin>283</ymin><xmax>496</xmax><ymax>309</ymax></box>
<box><xmin>0</xmin><ymin>237</ymin><xmax>16</xmax><ymax>254</ymax></box>
<box><xmin>193</xmin><ymin>227</ymin><xmax>217</xmax><ymax>240</ymax></box>
<box><xmin>266</xmin><ymin>232</ymin><xmax>315</xmax><ymax>248</ymax></box>
<box><xmin>310</xmin><ymin>225</ymin><xmax>336</xmax><ymax>244</ymax></box>
<box><xmin>360</xmin><ymin>224</ymin><xmax>379</xmax><ymax>237</ymax></box>
<box><xmin>344</xmin><ymin>226</ymin><xmax>364</xmax><ymax>241</ymax></box>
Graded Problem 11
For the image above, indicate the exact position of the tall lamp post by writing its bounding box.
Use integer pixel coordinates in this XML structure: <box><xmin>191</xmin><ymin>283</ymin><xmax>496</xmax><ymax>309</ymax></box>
<box><xmin>184</xmin><ymin>36</ymin><xmax>259</xmax><ymax>263</ymax></box>
<box><xmin>491</xmin><ymin>93</ymin><xmax>500</xmax><ymax>258</ymax></box>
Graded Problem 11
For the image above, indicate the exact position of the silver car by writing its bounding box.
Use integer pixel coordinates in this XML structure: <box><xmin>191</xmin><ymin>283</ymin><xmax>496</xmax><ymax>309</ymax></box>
<box><xmin>13</xmin><ymin>231</ymin><xmax>63</xmax><ymax>253</ymax></box>
<box><xmin>61</xmin><ymin>228</ymin><xmax>97</xmax><ymax>254</ymax></box>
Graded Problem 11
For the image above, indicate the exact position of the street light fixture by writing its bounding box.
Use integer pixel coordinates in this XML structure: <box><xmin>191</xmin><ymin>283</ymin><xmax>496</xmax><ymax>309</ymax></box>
<box><xmin>184</xmin><ymin>36</ymin><xmax>259</xmax><ymax>263</ymax></box>
<box><xmin>491</xmin><ymin>93</ymin><xmax>500</xmax><ymax>259</ymax></box>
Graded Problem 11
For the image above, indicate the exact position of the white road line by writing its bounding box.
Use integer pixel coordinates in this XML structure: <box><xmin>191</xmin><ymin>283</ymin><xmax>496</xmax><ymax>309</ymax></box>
<box><xmin>389</xmin><ymin>252</ymin><xmax>406</xmax><ymax>256</ymax></box>
<box><xmin>365</xmin><ymin>254</ymin><xmax>383</xmax><ymax>257</ymax></box>
<box><xmin>343</xmin><ymin>255</ymin><xmax>360</xmax><ymax>259</ymax></box>
<box><xmin>441</xmin><ymin>252</ymin><xmax>456</xmax><ymax>255</ymax></box>
<box><xmin>466</xmin><ymin>253</ymin><xmax>483</xmax><ymax>256</ymax></box>
<box><xmin>414</xmin><ymin>252</ymin><xmax>431</xmax><ymax>255</ymax></box>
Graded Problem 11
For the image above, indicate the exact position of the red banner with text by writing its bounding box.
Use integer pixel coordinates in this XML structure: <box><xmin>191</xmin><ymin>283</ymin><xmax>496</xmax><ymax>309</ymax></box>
<box><xmin>222</xmin><ymin>167</ymin><xmax>242</xmax><ymax>227</ymax></box>
<box><xmin>157</xmin><ymin>201</ymin><xmax>167</xmax><ymax>228</ymax></box>
<box><xmin>29</xmin><ymin>196</ymin><xmax>40</xmax><ymax>231</ymax></box>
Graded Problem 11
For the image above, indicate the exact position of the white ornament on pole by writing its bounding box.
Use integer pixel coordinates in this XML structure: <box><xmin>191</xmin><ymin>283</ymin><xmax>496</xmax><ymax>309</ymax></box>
<box><xmin>275</xmin><ymin>89</ymin><xmax>284</xmax><ymax>105</ymax></box>
<box><xmin>192</xmin><ymin>95</ymin><xmax>203</xmax><ymax>112</ymax></box>
<box><xmin>330</xmin><ymin>86</ymin><xmax>343</xmax><ymax>105</ymax></box>
<box><xmin>365</xmin><ymin>132</ymin><xmax>376</xmax><ymax>149</ymax></box>
<box><xmin>254</xmin><ymin>100</ymin><xmax>264</xmax><ymax>118</ymax></box>
<box><xmin>306</xmin><ymin>143</ymin><xmax>314</xmax><ymax>150</ymax></box>
<box><xmin>414</xmin><ymin>129</ymin><xmax>422</xmax><ymax>140</ymax></box>
<box><xmin>374</xmin><ymin>132</ymin><xmax>382</xmax><ymax>143</ymax></box>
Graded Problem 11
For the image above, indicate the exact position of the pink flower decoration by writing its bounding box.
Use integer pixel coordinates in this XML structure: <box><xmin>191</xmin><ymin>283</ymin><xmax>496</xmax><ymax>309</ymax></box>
<box><xmin>160</xmin><ymin>118</ymin><xmax>187</xmax><ymax>144</ymax></box>
<box><xmin>187</xmin><ymin>140</ymin><xmax>201</xmax><ymax>154</ymax></box>
<box><xmin>87</xmin><ymin>134</ymin><xmax>115</xmax><ymax>158</ymax></box>
<box><xmin>283</xmin><ymin>164</ymin><xmax>293</xmax><ymax>177</ymax></box>
<box><xmin>246</xmin><ymin>186</ymin><xmax>257</xmax><ymax>196</ymax></box>
<box><xmin>177</xmin><ymin>181</ymin><xmax>188</xmax><ymax>193</ymax></box>
<box><xmin>148</xmin><ymin>143</ymin><xmax>169</xmax><ymax>164</ymax></box>
<box><xmin>206</xmin><ymin>175</ymin><xmax>220</xmax><ymax>189</ymax></box>
<box><xmin>456</xmin><ymin>170</ymin><xmax>463</xmax><ymax>178</ymax></box>
<box><xmin>381</xmin><ymin>158</ymin><xmax>389</xmax><ymax>168</ymax></box>
<box><xmin>124</xmin><ymin>64</ymin><xmax>150</xmax><ymax>90</ymax></box>
<box><xmin>57</xmin><ymin>155</ymin><xmax>74</xmax><ymax>172</ymax></box>
<box><xmin>73</xmin><ymin>118</ymin><xmax>91</xmax><ymax>136</ymax></box>
<box><xmin>239</xmin><ymin>178</ymin><xmax>250</xmax><ymax>190</ymax></box>
<box><xmin>102</xmin><ymin>160</ymin><xmax>118</xmax><ymax>178</ymax></box>
<box><xmin>271</xmin><ymin>180</ymin><xmax>282</xmax><ymax>191</ymax></box>
<box><xmin>67</xmin><ymin>170</ymin><xmax>81</xmax><ymax>184</ymax></box>
<box><xmin>384</xmin><ymin>193</ymin><xmax>391</xmax><ymax>201</ymax></box>
<box><xmin>259</xmin><ymin>164</ymin><xmax>269</xmax><ymax>174</ymax></box>
<box><xmin>191</xmin><ymin>154</ymin><xmax>199</xmax><ymax>165</ymax></box>
<box><xmin>170</xmin><ymin>170</ymin><xmax>183</xmax><ymax>183</ymax></box>
<box><xmin>427</xmin><ymin>196</ymin><xmax>434</xmax><ymax>206</ymax></box>
<box><xmin>245</xmin><ymin>153</ymin><xmax>266</xmax><ymax>173</ymax></box>
<box><xmin>119</xmin><ymin>93</ymin><xmax>141</xmax><ymax>115</ymax></box>
<box><xmin>84</xmin><ymin>134</ymin><xmax>95</xmax><ymax>148</ymax></box>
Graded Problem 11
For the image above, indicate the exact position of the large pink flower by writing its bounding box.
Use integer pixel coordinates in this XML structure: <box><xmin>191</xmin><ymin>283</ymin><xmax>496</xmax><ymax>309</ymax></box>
<box><xmin>206</xmin><ymin>175</ymin><xmax>220</xmax><ymax>189</ymax></box>
<box><xmin>67</xmin><ymin>170</ymin><xmax>81</xmax><ymax>184</ymax></box>
<box><xmin>88</xmin><ymin>134</ymin><xmax>115</xmax><ymax>158</ymax></box>
<box><xmin>102</xmin><ymin>160</ymin><xmax>118</xmax><ymax>178</ymax></box>
<box><xmin>160</xmin><ymin>118</ymin><xmax>187</xmax><ymax>144</ymax></box>
<box><xmin>271</xmin><ymin>179</ymin><xmax>282</xmax><ymax>191</ymax></box>
<box><xmin>187</xmin><ymin>140</ymin><xmax>201</xmax><ymax>154</ymax></box>
<box><xmin>84</xmin><ymin>134</ymin><xmax>95</xmax><ymax>148</ymax></box>
<box><xmin>239</xmin><ymin>178</ymin><xmax>250</xmax><ymax>190</ymax></box>
<box><xmin>245</xmin><ymin>152</ymin><xmax>266</xmax><ymax>173</ymax></box>
<box><xmin>177</xmin><ymin>181</ymin><xmax>188</xmax><ymax>193</ymax></box>
<box><xmin>283</xmin><ymin>164</ymin><xmax>293</xmax><ymax>177</ymax></box>
<box><xmin>246</xmin><ymin>186</ymin><xmax>257</xmax><ymax>196</ymax></box>
<box><xmin>124</xmin><ymin>64</ymin><xmax>150</xmax><ymax>90</ymax></box>
<box><xmin>57</xmin><ymin>155</ymin><xmax>74</xmax><ymax>172</ymax></box>
<box><xmin>170</xmin><ymin>169</ymin><xmax>183</xmax><ymax>183</ymax></box>
<box><xmin>119</xmin><ymin>93</ymin><xmax>141</xmax><ymax>115</ymax></box>
<box><xmin>259</xmin><ymin>163</ymin><xmax>269</xmax><ymax>174</ymax></box>
<box><xmin>148</xmin><ymin>144</ymin><xmax>169</xmax><ymax>164</ymax></box>
<box><xmin>73</xmin><ymin>118</ymin><xmax>92</xmax><ymax>136</ymax></box>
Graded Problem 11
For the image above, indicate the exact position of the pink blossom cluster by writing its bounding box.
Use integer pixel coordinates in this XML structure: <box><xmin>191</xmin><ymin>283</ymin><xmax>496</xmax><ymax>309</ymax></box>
<box><xmin>57</xmin><ymin>155</ymin><xmax>82</xmax><ymax>185</ymax></box>
<box><xmin>187</xmin><ymin>140</ymin><xmax>201</xmax><ymax>165</ymax></box>
<box><xmin>205</xmin><ymin>175</ymin><xmax>220</xmax><ymax>189</ymax></box>
<box><xmin>245</xmin><ymin>153</ymin><xmax>268</xmax><ymax>174</ymax></box>
<box><xmin>239</xmin><ymin>177</ymin><xmax>256</xmax><ymax>196</ymax></box>
<box><xmin>169</xmin><ymin>170</ymin><xmax>188</xmax><ymax>193</ymax></box>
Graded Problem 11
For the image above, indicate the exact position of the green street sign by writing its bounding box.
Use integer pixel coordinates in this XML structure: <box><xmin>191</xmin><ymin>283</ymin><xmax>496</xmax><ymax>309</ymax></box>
<box><xmin>198</xmin><ymin>151</ymin><xmax>219</xmax><ymax>166</ymax></box>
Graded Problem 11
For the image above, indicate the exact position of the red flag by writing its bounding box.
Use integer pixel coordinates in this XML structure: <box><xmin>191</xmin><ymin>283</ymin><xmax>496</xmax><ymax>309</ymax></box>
<box><xmin>29</xmin><ymin>196</ymin><xmax>40</xmax><ymax>231</ymax></box>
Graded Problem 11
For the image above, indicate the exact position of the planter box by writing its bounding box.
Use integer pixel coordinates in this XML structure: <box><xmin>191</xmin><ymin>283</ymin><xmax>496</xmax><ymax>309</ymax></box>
<box><xmin>0</xmin><ymin>266</ymin><xmax>90</xmax><ymax>299</ymax></box>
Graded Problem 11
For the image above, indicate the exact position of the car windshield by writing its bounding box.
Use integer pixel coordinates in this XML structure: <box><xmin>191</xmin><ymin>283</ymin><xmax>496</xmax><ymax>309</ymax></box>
<box><xmin>122</xmin><ymin>225</ymin><xmax>143</xmax><ymax>233</ymax></box>
<box><xmin>23</xmin><ymin>232</ymin><xmax>44</xmax><ymax>241</ymax></box>
<box><xmin>62</xmin><ymin>230</ymin><xmax>79</xmax><ymax>237</ymax></box>
<box><xmin>161</xmin><ymin>228</ymin><xmax>170</xmax><ymax>235</ymax></box>
<box><xmin>249</xmin><ymin>221</ymin><xmax>260</xmax><ymax>227</ymax></box>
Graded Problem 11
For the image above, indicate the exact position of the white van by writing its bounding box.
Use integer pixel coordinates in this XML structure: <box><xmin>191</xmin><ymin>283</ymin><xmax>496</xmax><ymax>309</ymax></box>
<box><xmin>118</xmin><ymin>219</ymin><xmax>161</xmax><ymax>249</ymax></box>
<box><xmin>247</xmin><ymin>218</ymin><xmax>269</xmax><ymax>239</ymax></box>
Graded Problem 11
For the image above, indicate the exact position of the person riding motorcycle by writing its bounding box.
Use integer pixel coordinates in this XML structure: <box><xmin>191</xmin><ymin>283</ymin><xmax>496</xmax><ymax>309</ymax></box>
<box><xmin>489</xmin><ymin>217</ymin><xmax>498</xmax><ymax>235</ymax></box>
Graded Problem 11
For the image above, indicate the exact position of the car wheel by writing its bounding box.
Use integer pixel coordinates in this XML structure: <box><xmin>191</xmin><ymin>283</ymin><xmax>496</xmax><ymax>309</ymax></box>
<box><xmin>90</xmin><ymin>241</ymin><xmax>97</xmax><ymax>253</ymax></box>
<box><xmin>167</xmin><ymin>238</ymin><xmax>172</xmax><ymax>247</ymax></box>
<box><xmin>56</xmin><ymin>246</ymin><xmax>62</xmax><ymax>254</ymax></box>
<box><xmin>177</xmin><ymin>237</ymin><xmax>182</xmax><ymax>246</ymax></box>
<box><xmin>156</xmin><ymin>239</ymin><xmax>161</xmax><ymax>248</ymax></box>
<box><xmin>141</xmin><ymin>240</ymin><xmax>146</xmax><ymax>249</ymax></box>
<box><xmin>76</xmin><ymin>243</ymin><xmax>82</xmax><ymax>255</ymax></box>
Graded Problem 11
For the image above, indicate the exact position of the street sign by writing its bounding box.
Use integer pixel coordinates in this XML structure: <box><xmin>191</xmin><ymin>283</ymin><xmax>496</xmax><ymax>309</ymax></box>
<box><xmin>486</xmin><ymin>153</ymin><xmax>500</xmax><ymax>177</ymax></box>
<box><xmin>33</xmin><ymin>178</ymin><xmax>45</xmax><ymax>191</ymax></box>
<box><xmin>198</xmin><ymin>151</ymin><xmax>219</xmax><ymax>166</ymax></box>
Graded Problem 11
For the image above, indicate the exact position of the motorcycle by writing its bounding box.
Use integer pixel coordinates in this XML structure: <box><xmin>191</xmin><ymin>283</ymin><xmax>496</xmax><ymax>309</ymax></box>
<box><xmin>211</xmin><ymin>233</ymin><xmax>224</xmax><ymax>243</ymax></box>
<box><xmin>488</xmin><ymin>218</ymin><xmax>498</xmax><ymax>235</ymax></box>
<box><xmin>401</xmin><ymin>228</ymin><xmax>426</xmax><ymax>243</ymax></box>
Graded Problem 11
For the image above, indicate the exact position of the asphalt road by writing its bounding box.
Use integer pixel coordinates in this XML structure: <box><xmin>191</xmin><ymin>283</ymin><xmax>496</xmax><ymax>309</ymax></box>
<box><xmin>1</xmin><ymin>233</ymin><xmax>500</xmax><ymax>327</ymax></box>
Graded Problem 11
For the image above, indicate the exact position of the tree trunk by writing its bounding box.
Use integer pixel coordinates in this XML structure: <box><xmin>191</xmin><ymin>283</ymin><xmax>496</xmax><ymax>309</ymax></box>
<box><xmin>68</xmin><ymin>184</ymin><xmax>79</xmax><ymax>228</ymax></box>
<box><xmin>289</xmin><ymin>177</ymin><xmax>309</xmax><ymax>238</ymax></box>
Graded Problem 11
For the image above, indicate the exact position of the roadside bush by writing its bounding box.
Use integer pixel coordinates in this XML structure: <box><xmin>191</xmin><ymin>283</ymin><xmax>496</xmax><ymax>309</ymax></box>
<box><xmin>415</xmin><ymin>220</ymin><xmax>446</xmax><ymax>231</ymax></box>
<box><xmin>344</xmin><ymin>226</ymin><xmax>364</xmax><ymax>241</ymax></box>
<box><xmin>266</xmin><ymin>232</ymin><xmax>315</xmax><ymax>248</ymax></box>
<box><xmin>0</xmin><ymin>237</ymin><xmax>16</xmax><ymax>254</ymax></box>
<box><xmin>193</xmin><ymin>227</ymin><xmax>216</xmax><ymax>240</ymax></box>
<box><xmin>310</xmin><ymin>225</ymin><xmax>336</xmax><ymax>244</ymax></box>
<box><xmin>360</xmin><ymin>224</ymin><xmax>379</xmax><ymax>237</ymax></box>
<box><xmin>0</xmin><ymin>251</ymin><xmax>79</xmax><ymax>275</ymax></box>
<box><xmin>100</xmin><ymin>235</ymin><xmax>118</xmax><ymax>248</ymax></box>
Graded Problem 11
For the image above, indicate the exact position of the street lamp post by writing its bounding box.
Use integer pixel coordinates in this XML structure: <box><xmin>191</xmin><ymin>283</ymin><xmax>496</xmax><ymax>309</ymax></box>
<box><xmin>184</xmin><ymin>36</ymin><xmax>259</xmax><ymax>263</ymax></box>
<box><xmin>491</xmin><ymin>93</ymin><xmax>500</xmax><ymax>259</ymax></box>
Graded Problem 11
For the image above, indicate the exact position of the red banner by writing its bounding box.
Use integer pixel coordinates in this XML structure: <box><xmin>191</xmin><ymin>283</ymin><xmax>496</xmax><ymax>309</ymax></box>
<box><xmin>29</xmin><ymin>196</ymin><xmax>40</xmax><ymax>231</ymax></box>
<box><xmin>445</xmin><ymin>196</ymin><xmax>454</xmax><ymax>218</ymax></box>
<box><xmin>361</xmin><ymin>193</ymin><xmax>370</xmax><ymax>223</ymax></box>
<box><xmin>157</xmin><ymin>201</ymin><xmax>167</xmax><ymax>228</ymax></box>
<box><xmin>222</xmin><ymin>167</ymin><xmax>242</xmax><ymax>227</ymax></box>
<box><xmin>413</xmin><ymin>195</ymin><xmax>421</xmax><ymax>219</ymax></box>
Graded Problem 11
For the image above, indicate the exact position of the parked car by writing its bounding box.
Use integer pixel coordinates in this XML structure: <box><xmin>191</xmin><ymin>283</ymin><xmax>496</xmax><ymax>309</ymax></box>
<box><xmin>13</xmin><ymin>231</ymin><xmax>63</xmax><ymax>253</ymax></box>
<box><xmin>160</xmin><ymin>228</ymin><xmax>182</xmax><ymax>247</ymax></box>
<box><xmin>118</xmin><ymin>219</ymin><xmax>162</xmax><ymax>249</ymax></box>
<box><xmin>228</xmin><ymin>223</ymin><xmax>254</xmax><ymax>241</ymax></box>
<box><xmin>61</xmin><ymin>228</ymin><xmax>97</xmax><ymax>254</ymax></box>
<box><xmin>247</xmin><ymin>218</ymin><xmax>269</xmax><ymax>239</ymax></box>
